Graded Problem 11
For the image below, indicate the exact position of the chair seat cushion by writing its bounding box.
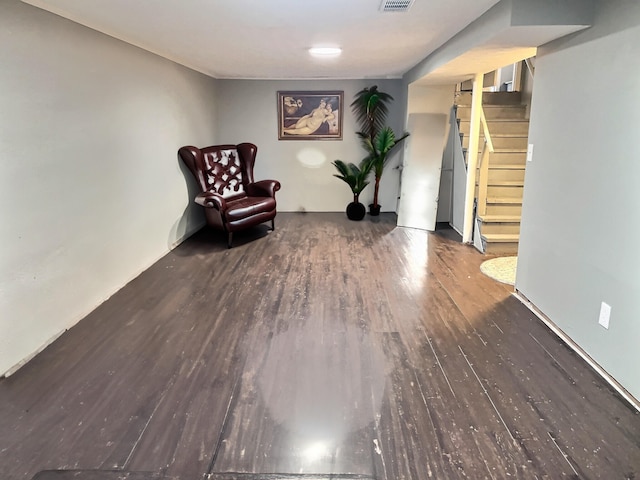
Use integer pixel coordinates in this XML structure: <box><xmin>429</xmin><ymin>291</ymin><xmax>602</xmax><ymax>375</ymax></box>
<box><xmin>226</xmin><ymin>196</ymin><xmax>276</xmax><ymax>222</ymax></box>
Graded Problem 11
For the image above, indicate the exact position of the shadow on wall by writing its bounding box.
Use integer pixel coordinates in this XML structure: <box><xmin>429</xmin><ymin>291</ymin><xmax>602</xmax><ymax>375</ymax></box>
<box><xmin>168</xmin><ymin>153</ymin><xmax>207</xmax><ymax>252</ymax></box>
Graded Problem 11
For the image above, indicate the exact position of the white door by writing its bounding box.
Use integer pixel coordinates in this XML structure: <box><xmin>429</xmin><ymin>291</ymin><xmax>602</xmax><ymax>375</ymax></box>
<box><xmin>397</xmin><ymin>113</ymin><xmax>448</xmax><ymax>231</ymax></box>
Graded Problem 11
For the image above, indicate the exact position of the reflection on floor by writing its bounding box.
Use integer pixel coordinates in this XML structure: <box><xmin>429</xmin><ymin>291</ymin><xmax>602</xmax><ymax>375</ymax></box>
<box><xmin>32</xmin><ymin>472</ymin><xmax>177</xmax><ymax>479</ymax></box>
<box><xmin>1</xmin><ymin>213</ymin><xmax>638</xmax><ymax>480</ymax></box>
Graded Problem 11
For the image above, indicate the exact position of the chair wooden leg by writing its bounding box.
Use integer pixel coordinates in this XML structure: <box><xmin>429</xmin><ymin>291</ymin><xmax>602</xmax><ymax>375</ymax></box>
<box><xmin>227</xmin><ymin>232</ymin><xmax>233</xmax><ymax>249</ymax></box>
<box><xmin>271</xmin><ymin>219</ymin><xmax>275</xmax><ymax>231</ymax></box>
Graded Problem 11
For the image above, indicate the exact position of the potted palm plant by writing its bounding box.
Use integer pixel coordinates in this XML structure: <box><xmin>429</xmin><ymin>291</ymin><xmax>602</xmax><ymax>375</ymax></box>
<box><xmin>332</xmin><ymin>159</ymin><xmax>372</xmax><ymax>221</ymax></box>
<box><xmin>351</xmin><ymin>86</ymin><xmax>409</xmax><ymax>215</ymax></box>
<box><xmin>361</xmin><ymin>127</ymin><xmax>409</xmax><ymax>216</ymax></box>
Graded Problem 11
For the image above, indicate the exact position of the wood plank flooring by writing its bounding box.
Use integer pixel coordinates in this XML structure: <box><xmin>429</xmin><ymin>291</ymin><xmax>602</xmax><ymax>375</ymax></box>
<box><xmin>1</xmin><ymin>212</ymin><xmax>638</xmax><ymax>480</ymax></box>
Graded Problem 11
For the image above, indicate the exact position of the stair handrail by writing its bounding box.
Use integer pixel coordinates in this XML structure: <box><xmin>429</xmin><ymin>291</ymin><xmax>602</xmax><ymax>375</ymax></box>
<box><xmin>524</xmin><ymin>57</ymin><xmax>535</xmax><ymax>78</ymax></box>
<box><xmin>479</xmin><ymin>107</ymin><xmax>495</xmax><ymax>154</ymax></box>
<box><xmin>477</xmin><ymin>106</ymin><xmax>494</xmax><ymax>217</ymax></box>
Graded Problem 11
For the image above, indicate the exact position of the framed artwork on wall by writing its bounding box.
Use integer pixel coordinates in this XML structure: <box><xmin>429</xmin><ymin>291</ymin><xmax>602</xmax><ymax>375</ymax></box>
<box><xmin>277</xmin><ymin>91</ymin><xmax>343</xmax><ymax>140</ymax></box>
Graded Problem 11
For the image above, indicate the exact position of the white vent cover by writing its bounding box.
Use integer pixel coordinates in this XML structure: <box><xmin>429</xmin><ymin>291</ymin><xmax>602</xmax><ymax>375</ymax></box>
<box><xmin>380</xmin><ymin>0</ymin><xmax>415</xmax><ymax>12</ymax></box>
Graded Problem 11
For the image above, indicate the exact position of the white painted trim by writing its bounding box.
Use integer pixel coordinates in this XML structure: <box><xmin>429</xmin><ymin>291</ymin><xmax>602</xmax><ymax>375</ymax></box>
<box><xmin>479</xmin><ymin>108</ymin><xmax>494</xmax><ymax>153</ymax></box>
<box><xmin>462</xmin><ymin>73</ymin><xmax>483</xmax><ymax>243</ymax></box>
<box><xmin>513</xmin><ymin>291</ymin><xmax>640</xmax><ymax>412</ymax></box>
<box><xmin>514</xmin><ymin>61</ymin><xmax>523</xmax><ymax>92</ymax></box>
<box><xmin>473</xmin><ymin>217</ymin><xmax>485</xmax><ymax>253</ymax></box>
<box><xmin>2</xmin><ymin>329</ymin><xmax>67</xmax><ymax>377</ymax></box>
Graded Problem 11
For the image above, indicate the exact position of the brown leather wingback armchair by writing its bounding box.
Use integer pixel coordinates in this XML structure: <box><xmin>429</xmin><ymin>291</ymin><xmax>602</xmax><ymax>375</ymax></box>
<box><xmin>178</xmin><ymin>143</ymin><xmax>281</xmax><ymax>248</ymax></box>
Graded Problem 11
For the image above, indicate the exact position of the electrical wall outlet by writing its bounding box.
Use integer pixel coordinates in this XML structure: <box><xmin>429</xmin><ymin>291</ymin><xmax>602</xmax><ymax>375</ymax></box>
<box><xmin>526</xmin><ymin>143</ymin><xmax>534</xmax><ymax>162</ymax></box>
<box><xmin>598</xmin><ymin>301</ymin><xmax>611</xmax><ymax>329</ymax></box>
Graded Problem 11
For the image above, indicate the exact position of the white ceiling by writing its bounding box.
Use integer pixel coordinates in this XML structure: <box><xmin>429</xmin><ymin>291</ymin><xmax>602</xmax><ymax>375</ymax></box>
<box><xmin>21</xmin><ymin>0</ymin><xmax>502</xmax><ymax>80</ymax></box>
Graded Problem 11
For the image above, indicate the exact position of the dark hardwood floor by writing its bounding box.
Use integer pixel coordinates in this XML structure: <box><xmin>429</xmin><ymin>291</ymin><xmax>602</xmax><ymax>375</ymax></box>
<box><xmin>1</xmin><ymin>213</ymin><xmax>638</xmax><ymax>480</ymax></box>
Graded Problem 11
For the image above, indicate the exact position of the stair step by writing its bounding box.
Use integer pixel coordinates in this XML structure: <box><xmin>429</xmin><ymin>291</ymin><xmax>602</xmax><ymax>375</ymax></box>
<box><xmin>484</xmin><ymin>241</ymin><xmax>519</xmax><ymax>255</ymax></box>
<box><xmin>491</xmin><ymin>133</ymin><xmax>529</xmax><ymax>138</ymax></box>
<box><xmin>482</xmin><ymin>233</ymin><xmax>520</xmax><ymax>242</ymax></box>
<box><xmin>459</xmin><ymin>119</ymin><xmax>529</xmax><ymax>136</ymax></box>
<box><xmin>488</xmin><ymin>180</ymin><xmax>524</xmax><ymax>186</ymax></box>
<box><xmin>487</xmin><ymin>186</ymin><xmax>524</xmax><ymax>199</ymax></box>
<box><xmin>488</xmin><ymin>122</ymin><xmax>529</xmax><ymax>135</ymax></box>
<box><xmin>481</xmin><ymin>232</ymin><xmax>521</xmax><ymax>255</ymax></box>
<box><xmin>465</xmin><ymin>136</ymin><xmax>528</xmax><ymax>150</ymax></box>
<box><xmin>477</xmin><ymin>215</ymin><xmax>521</xmax><ymax>235</ymax></box>
<box><xmin>479</xmin><ymin>214</ymin><xmax>521</xmax><ymax>223</ymax></box>
<box><xmin>488</xmin><ymin>151</ymin><xmax>527</xmax><ymax>165</ymax></box>
<box><xmin>479</xmin><ymin>223</ymin><xmax>521</xmax><ymax>235</ymax></box>
<box><xmin>485</xmin><ymin>204</ymin><xmax>522</xmax><ymax>215</ymax></box>
<box><xmin>456</xmin><ymin>105</ymin><xmax>527</xmax><ymax>120</ymax></box>
<box><xmin>489</xmin><ymin>163</ymin><xmax>526</xmax><ymax>170</ymax></box>
<box><xmin>487</xmin><ymin>169</ymin><xmax>524</xmax><ymax>184</ymax></box>
<box><xmin>478</xmin><ymin>148</ymin><xmax>527</xmax><ymax>157</ymax></box>
<box><xmin>455</xmin><ymin>91</ymin><xmax>523</xmax><ymax>105</ymax></box>
<box><xmin>493</xmin><ymin>147</ymin><xmax>527</xmax><ymax>153</ymax></box>
<box><xmin>487</xmin><ymin>197</ymin><xmax>523</xmax><ymax>204</ymax></box>
<box><xmin>480</xmin><ymin>119</ymin><xmax>529</xmax><ymax>123</ymax></box>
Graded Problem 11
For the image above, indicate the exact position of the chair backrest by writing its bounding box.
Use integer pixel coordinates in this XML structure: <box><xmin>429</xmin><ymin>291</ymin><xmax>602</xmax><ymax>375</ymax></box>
<box><xmin>201</xmin><ymin>146</ymin><xmax>245</xmax><ymax>199</ymax></box>
<box><xmin>179</xmin><ymin>143</ymin><xmax>258</xmax><ymax>200</ymax></box>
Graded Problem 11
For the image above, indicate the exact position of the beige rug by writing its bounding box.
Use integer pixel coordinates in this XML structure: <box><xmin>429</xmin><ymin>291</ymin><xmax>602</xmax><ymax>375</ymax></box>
<box><xmin>480</xmin><ymin>256</ymin><xmax>517</xmax><ymax>285</ymax></box>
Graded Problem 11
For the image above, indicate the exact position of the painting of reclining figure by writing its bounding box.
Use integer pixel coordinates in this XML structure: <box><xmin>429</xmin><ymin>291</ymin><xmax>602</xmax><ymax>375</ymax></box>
<box><xmin>278</xmin><ymin>91</ymin><xmax>343</xmax><ymax>140</ymax></box>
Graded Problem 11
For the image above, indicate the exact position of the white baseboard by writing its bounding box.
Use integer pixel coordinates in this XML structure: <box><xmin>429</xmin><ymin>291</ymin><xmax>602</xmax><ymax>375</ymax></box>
<box><xmin>513</xmin><ymin>290</ymin><xmax>639</xmax><ymax>412</ymax></box>
<box><xmin>3</xmin><ymin>329</ymin><xmax>67</xmax><ymax>377</ymax></box>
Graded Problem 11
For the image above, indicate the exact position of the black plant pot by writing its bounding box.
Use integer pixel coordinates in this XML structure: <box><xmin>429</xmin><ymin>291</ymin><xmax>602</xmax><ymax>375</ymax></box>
<box><xmin>369</xmin><ymin>203</ymin><xmax>381</xmax><ymax>216</ymax></box>
<box><xmin>346</xmin><ymin>201</ymin><xmax>366</xmax><ymax>221</ymax></box>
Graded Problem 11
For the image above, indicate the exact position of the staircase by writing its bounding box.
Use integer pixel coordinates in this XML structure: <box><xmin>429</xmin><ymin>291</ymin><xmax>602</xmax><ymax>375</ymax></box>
<box><xmin>455</xmin><ymin>91</ymin><xmax>528</xmax><ymax>254</ymax></box>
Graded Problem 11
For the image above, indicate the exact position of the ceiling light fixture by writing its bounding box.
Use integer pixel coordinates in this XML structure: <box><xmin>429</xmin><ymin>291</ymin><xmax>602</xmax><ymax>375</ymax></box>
<box><xmin>309</xmin><ymin>47</ymin><xmax>342</xmax><ymax>57</ymax></box>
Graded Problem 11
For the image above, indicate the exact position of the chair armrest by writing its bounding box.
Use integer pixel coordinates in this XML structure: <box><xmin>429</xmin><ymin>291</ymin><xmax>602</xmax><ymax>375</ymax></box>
<box><xmin>247</xmin><ymin>180</ymin><xmax>281</xmax><ymax>198</ymax></box>
<box><xmin>195</xmin><ymin>191</ymin><xmax>226</xmax><ymax>210</ymax></box>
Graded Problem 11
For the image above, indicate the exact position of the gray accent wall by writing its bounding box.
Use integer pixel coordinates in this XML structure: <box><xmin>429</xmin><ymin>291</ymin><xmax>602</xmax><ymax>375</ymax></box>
<box><xmin>517</xmin><ymin>0</ymin><xmax>640</xmax><ymax>400</ymax></box>
<box><xmin>215</xmin><ymin>79</ymin><xmax>405</xmax><ymax>213</ymax></box>
<box><xmin>0</xmin><ymin>1</ymin><xmax>218</xmax><ymax>375</ymax></box>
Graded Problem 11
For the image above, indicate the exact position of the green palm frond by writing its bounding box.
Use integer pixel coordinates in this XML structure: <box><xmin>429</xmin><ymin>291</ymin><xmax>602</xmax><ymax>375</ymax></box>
<box><xmin>332</xmin><ymin>159</ymin><xmax>372</xmax><ymax>195</ymax></box>
<box><xmin>374</xmin><ymin>127</ymin><xmax>396</xmax><ymax>155</ymax></box>
<box><xmin>350</xmin><ymin>85</ymin><xmax>394</xmax><ymax>139</ymax></box>
<box><xmin>359</xmin><ymin>127</ymin><xmax>410</xmax><ymax>177</ymax></box>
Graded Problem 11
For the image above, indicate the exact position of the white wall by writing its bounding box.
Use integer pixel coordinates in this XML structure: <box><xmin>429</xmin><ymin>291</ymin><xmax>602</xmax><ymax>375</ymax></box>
<box><xmin>0</xmin><ymin>1</ymin><xmax>218</xmax><ymax>375</ymax></box>
<box><xmin>517</xmin><ymin>0</ymin><xmax>640</xmax><ymax>400</ymax></box>
<box><xmin>214</xmin><ymin>79</ymin><xmax>405</xmax><ymax>213</ymax></box>
<box><xmin>406</xmin><ymin>85</ymin><xmax>455</xmax><ymax>119</ymax></box>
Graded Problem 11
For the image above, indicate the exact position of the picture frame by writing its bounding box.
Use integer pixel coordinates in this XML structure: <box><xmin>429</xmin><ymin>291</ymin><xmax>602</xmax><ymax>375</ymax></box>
<box><xmin>277</xmin><ymin>91</ymin><xmax>343</xmax><ymax>140</ymax></box>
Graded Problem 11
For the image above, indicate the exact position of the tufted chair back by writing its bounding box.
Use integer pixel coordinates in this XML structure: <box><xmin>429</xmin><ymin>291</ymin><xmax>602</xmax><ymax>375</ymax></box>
<box><xmin>182</xmin><ymin>144</ymin><xmax>255</xmax><ymax>198</ymax></box>
<box><xmin>201</xmin><ymin>147</ymin><xmax>245</xmax><ymax>200</ymax></box>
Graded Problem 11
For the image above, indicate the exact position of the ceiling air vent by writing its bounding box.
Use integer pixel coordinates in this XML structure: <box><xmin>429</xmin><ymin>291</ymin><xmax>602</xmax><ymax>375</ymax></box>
<box><xmin>380</xmin><ymin>0</ymin><xmax>415</xmax><ymax>12</ymax></box>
